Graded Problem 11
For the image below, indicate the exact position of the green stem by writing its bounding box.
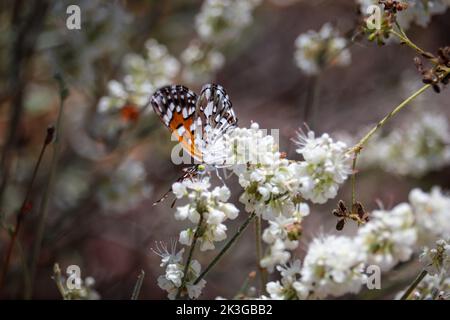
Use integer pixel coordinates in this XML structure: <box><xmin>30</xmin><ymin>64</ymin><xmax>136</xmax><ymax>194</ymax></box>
<box><xmin>351</xmin><ymin>154</ymin><xmax>358</xmax><ymax>206</ymax></box>
<box><xmin>400</xmin><ymin>269</ymin><xmax>428</xmax><ymax>300</ymax></box>
<box><xmin>255</xmin><ymin>215</ymin><xmax>267</xmax><ymax>294</ymax></box>
<box><xmin>390</xmin><ymin>25</ymin><xmax>439</xmax><ymax>64</ymax></box>
<box><xmin>304</xmin><ymin>75</ymin><xmax>320</xmax><ymax>128</ymax></box>
<box><xmin>131</xmin><ymin>270</ymin><xmax>145</xmax><ymax>300</ymax></box>
<box><xmin>233</xmin><ymin>271</ymin><xmax>256</xmax><ymax>299</ymax></box>
<box><xmin>194</xmin><ymin>212</ymin><xmax>257</xmax><ymax>285</ymax></box>
<box><xmin>390</xmin><ymin>29</ymin><xmax>429</xmax><ymax>58</ymax></box>
<box><xmin>176</xmin><ymin>213</ymin><xmax>204</xmax><ymax>299</ymax></box>
<box><xmin>349</xmin><ymin>83</ymin><xmax>431</xmax><ymax>154</ymax></box>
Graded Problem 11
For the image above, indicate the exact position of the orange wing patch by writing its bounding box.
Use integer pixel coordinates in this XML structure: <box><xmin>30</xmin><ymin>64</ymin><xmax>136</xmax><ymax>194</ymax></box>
<box><xmin>169</xmin><ymin>112</ymin><xmax>203</xmax><ymax>161</ymax></box>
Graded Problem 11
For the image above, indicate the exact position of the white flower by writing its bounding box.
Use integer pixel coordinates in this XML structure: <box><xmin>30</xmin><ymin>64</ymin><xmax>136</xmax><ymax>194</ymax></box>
<box><xmin>294</xmin><ymin>23</ymin><xmax>351</xmax><ymax>75</ymax></box>
<box><xmin>173</xmin><ymin>177</ymin><xmax>239</xmax><ymax>251</ymax></box>
<box><xmin>299</xmin><ymin>235</ymin><xmax>366</xmax><ymax>299</ymax></box>
<box><xmin>219</xmin><ymin>203</ymin><xmax>239</xmax><ymax>219</ymax></box>
<box><xmin>181</xmin><ymin>41</ymin><xmax>225</xmax><ymax>84</ymax></box>
<box><xmin>409</xmin><ymin>187</ymin><xmax>450</xmax><ymax>244</ymax></box>
<box><xmin>186</xmin><ymin>261</ymin><xmax>207</xmax><ymax>299</ymax></box>
<box><xmin>260</xmin><ymin>204</ymin><xmax>309</xmax><ymax>272</ymax></box>
<box><xmin>195</xmin><ymin>0</ymin><xmax>260</xmax><ymax>44</ymax></box>
<box><xmin>294</xmin><ymin>130</ymin><xmax>351</xmax><ymax>204</ymax></box>
<box><xmin>358</xmin><ymin>0</ymin><xmax>450</xmax><ymax>30</ymax></box>
<box><xmin>266</xmin><ymin>281</ymin><xmax>285</xmax><ymax>300</ymax></box>
<box><xmin>228</xmin><ymin>123</ymin><xmax>320</xmax><ymax>222</ymax></box>
<box><xmin>420</xmin><ymin>239</ymin><xmax>450</xmax><ymax>276</ymax></box>
<box><xmin>165</xmin><ymin>264</ymin><xmax>184</xmax><ymax>287</ymax></box>
<box><xmin>153</xmin><ymin>241</ymin><xmax>206</xmax><ymax>299</ymax></box>
<box><xmin>175</xmin><ymin>204</ymin><xmax>191</xmax><ymax>220</ymax></box>
<box><xmin>266</xmin><ymin>260</ymin><xmax>303</xmax><ymax>299</ymax></box>
<box><xmin>396</xmin><ymin>273</ymin><xmax>450</xmax><ymax>300</ymax></box>
<box><xmin>97</xmin><ymin>38</ymin><xmax>179</xmax><ymax>113</ymax></box>
<box><xmin>151</xmin><ymin>240</ymin><xmax>184</xmax><ymax>267</ymax></box>
<box><xmin>359</xmin><ymin>112</ymin><xmax>450</xmax><ymax>177</ymax></box>
<box><xmin>96</xmin><ymin>159</ymin><xmax>152</xmax><ymax>212</ymax></box>
<box><xmin>61</xmin><ymin>272</ymin><xmax>100</xmax><ymax>300</ymax></box>
<box><xmin>356</xmin><ymin>203</ymin><xmax>417</xmax><ymax>271</ymax></box>
<box><xmin>172</xmin><ymin>182</ymin><xmax>188</xmax><ymax>199</ymax></box>
<box><xmin>260</xmin><ymin>238</ymin><xmax>291</xmax><ymax>272</ymax></box>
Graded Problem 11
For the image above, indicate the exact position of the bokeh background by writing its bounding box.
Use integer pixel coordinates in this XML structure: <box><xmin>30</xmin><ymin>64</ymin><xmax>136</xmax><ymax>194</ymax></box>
<box><xmin>0</xmin><ymin>0</ymin><xmax>449</xmax><ymax>299</ymax></box>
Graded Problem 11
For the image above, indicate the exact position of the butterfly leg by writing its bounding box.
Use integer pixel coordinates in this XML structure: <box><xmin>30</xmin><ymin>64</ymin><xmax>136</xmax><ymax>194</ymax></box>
<box><xmin>152</xmin><ymin>187</ymin><xmax>173</xmax><ymax>206</ymax></box>
<box><xmin>222</xmin><ymin>167</ymin><xmax>234</xmax><ymax>180</ymax></box>
<box><xmin>215</xmin><ymin>167</ymin><xmax>226</xmax><ymax>185</ymax></box>
<box><xmin>153</xmin><ymin>168</ymin><xmax>193</xmax><ymax>206</ymax></box>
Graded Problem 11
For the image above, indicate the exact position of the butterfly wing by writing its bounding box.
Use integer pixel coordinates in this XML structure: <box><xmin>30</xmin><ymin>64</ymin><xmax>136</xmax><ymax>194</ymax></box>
<box><xmin>195</xmin><ymin>84</ymin><xmax>238</xmax><ymax>165</ymax></box>
<box><xmin>151</xmin><ymin>85</ymin><xmax>203</xmax><ymax>161</ymax></box>
<box><xmin>196</xmin><ymin>84</ymin><xmax>238</xmax><ymax>140</ymax></box>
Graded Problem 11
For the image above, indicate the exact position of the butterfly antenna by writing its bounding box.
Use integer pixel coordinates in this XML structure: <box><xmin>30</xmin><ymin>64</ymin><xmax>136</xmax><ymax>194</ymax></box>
<box><xmin>152</xmin><ymin>187</ymin><xmax>173</xmax><ymax>206</ymax></box>
<box><xmin>153</xmin><ymin>169</ymin><xmax>193</xmax><ymax>206</ymax></box>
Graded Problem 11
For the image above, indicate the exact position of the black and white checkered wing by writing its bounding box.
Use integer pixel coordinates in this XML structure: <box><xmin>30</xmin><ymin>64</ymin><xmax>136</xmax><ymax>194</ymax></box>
<box><xmin>196</xmin><ymin>84</ymin><xmax>238</xmax><ymax>141</ymax></box>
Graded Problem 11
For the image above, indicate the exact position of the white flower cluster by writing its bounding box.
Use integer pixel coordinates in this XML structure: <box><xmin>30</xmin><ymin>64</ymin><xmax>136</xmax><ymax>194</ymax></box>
<box><xmin>298</xmin><ymin>235</ymin><xmax>367</xmax><ymax>299</ymax></box>
<box><xmin>60</xmin><ymin>275</ymin><xmax>100</xmax><ymax>300</ymax></box>
<box><xmin>294</xmin><ymin>23</ymin><xmax>351</xmax><ymax>75</ymax></box>
<box><xmin>195</xmin><ymin>0</ymin><xmax>261</xmax><ymax>44</ymax></box>
<box><xmin>294</xmin><ymin>130</ymin><xmax>352</xmax><ymax>204</ymax></box>
<box><xmin>96</xmin><ymin>159</ymin><xmax>152</xmax><ymax>213</ymax></box>
<box><xmin>153</xmin><ymin>241</ymin><xmax>206</xmax><ymax>300</ymax></box>
<box><xmin>51</xmin><ymin>0</ymin><xmax>132</xmax><ymax>86</ymax></box>
<box><xmin>358</xmin><ymin>0</ymin><xmax>450</xmax><ymax>29</ymax></box>
<box><xmin>397</xmin><ymin>238</ymin><xmax>450</xmax><ymax>300</ymax></box>
<box><xmin>260</xmin><ymin>204</ymin><xmax>310</xmax><ymax>272</ymax></box>
<box><xmin>420</xmin><ymin>239</ymin><xmax>450</xmax><ymax>276</ymax></box>
<box><xmin>409</xmin><ymin>187</ymin><xmax>450</xmax><ymax>244</ymax></box>
<box><xmin>181</xmin><ymin>0</ymin><xmax>261</xmax><ymax>84</ymax></box>
<box><xmin>397</xmin><ymin>273</ymin><xmax>450</xmax><ymax>300</ymax></box>
<box><xmin>265</xmin><ymin>260</ymin><xmax>302</xmax><ymax>299</ymax></box>
<box><xmin>266</xmin><ymin>235</ymin><xmax>366</xmax><ymax>300</ymax></box>
<box><xmin>229</xmin><ymin>124</ymin><xmax>351</xmax><ymax>221</ymax></box>
<box><xmin>356</xmin><ymin>203</ymin><xmax>417</xmax><ymax>271</ymax></box>
<box><xmin>172</xmin><ymin>177</ymin><xmax>239</xmax><ymax>251</ymax></box>
<box><xmin>354</xmin><ymin>187</ymin><xmax>449</xmax><ymax>275</ymax></box>
<box><xmin>233</xmin><ymin>127</ymin><xmax>300</xmax><ymax>220</ymax></box>
<box><xmin>266</xmin><ymin>202</ymin><xmax>420</xmax><ymax>299</ymax></box>
<box><xmin>98</xmin><ymin>39</ymin><xmax>179</xmax><ymax>113</ymax></box>
<box><xmin>155</xmin><ymin>123</ymin><xmax>353</xmax><ymax>299</ymax></box>
<box><xmin>180</xmin><ymin>41</ymin><xmax>225</xmax><ymax>84</ymax></box>
<box><xmin>265</xmin><ymin>185</ymin><xmax>450</xmax><ymax>300</ymax></box>
<box><xmin>219</xmin><ymin>123</ymin><xmax>351</xmax><ymax>273</ymax></box>
<box><xmin>358</xmin><ymin>113</ymin><xmax>450</xmax><ymax>177</ymax></box>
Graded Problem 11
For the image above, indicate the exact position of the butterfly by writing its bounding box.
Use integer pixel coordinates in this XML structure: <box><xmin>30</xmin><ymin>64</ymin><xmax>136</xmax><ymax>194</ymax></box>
<box><xmin>151</xmin><ymin>84</ymin><xmax>238</xmax><ymax>205</ymax></box>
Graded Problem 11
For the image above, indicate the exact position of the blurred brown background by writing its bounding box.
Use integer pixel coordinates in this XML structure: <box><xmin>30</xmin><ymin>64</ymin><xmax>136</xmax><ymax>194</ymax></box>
<box><xmin>0</xmin><ymin>0</ymin><xmax>449</xmax><ymax>299</ymax></box>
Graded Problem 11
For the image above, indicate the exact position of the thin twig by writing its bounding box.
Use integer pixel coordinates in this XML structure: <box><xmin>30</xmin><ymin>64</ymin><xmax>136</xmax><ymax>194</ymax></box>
<box><xmin>52</xmin><ymin>263</ymin><xmax>67</xmax><ymax>300</ymax></box>
<box><xmin>28</xmin><ymin>74</ymin><xmax>68</xmax><ymax>298</ymax></box>
<box><xmin>0</xmin><ymin>0</ymin><xmax>49</xmax><ymax>219</ymax></box>
<box><xmin>351</xmin><ymin>153</ymin><xmax>358</xmax><ymax>206</ymax></box>
<box><xmin>304</xmin><ymin>75</ymin><xmax>320</xmax><ymax>128</ymax></box>
<box><xmin>349</xmin><ymin>83</ymin><xmax>431</xmax><ymax>154</ymax></box>
<box><xmin>131</xmin><ymin>270</ymin><xmax>145</xmax><ymax>300</ymax></box>
<box><xmin>194</xmin><ymin>212</ymin><xmax>256</xmax><ymax>285</ymax></box>
<box><xmin>390</xmin><ymin>26</ymin><xmax>437</xmax><ymax>63</ymax></box>
<box><xmin>175</xmin><ymin>213</ymin><xmax>204</xmax><ymax>299</ymax></box>
<box><xmin>254</xmin><ymin>215</ymin><xmax>267</xmax><ymax>294</ymax></box>
<box><xmin>233</xmin><ymin>271</ymin><xmax>256</xmax><ymax>299</ymax></box>
<box><xmin>0</xmin><ymin>126</ymin><xmax>54</xmax><ymax>291</ymax></box>
<box><xmin>400</xmin><ymin>269</ymin><xmax>428</xmax><ymax>300</ymax></box>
